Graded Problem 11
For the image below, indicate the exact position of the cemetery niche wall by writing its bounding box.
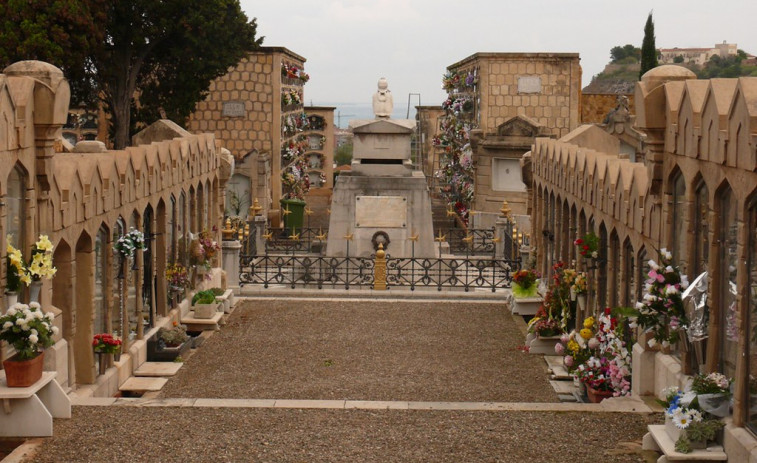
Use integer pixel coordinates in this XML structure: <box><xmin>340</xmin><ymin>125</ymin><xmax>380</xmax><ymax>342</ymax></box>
<box><xmin>0</xmin><ymin>61</ymin><xmax>229</xmax><ymax>398</ymax></box>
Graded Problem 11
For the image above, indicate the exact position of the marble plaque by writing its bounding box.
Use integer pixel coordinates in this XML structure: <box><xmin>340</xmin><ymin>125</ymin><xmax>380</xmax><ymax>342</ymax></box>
<box><xmin>222</xmin><ymin>101</ymin><xmax>246</xmax><ymax>117</ymax></box>
<box><xmin>517</xmin><ymin>76</ymin><xmax>542</xmax><ymax>94</ymax></box>
<box><xmin>355</xmin><ymin>196</ymin><xmax>407</xmax><ymax>228</ymax></box>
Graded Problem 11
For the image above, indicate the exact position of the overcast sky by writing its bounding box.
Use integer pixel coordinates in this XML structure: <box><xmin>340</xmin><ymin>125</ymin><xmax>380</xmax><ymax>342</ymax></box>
<box><xmin>240</xmin><ymin>0</ymin><xmax>757</xmax><ymax>107</ymax></box>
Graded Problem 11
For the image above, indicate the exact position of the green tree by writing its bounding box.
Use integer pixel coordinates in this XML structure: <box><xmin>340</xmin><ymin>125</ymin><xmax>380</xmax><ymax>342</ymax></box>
<box><xmin>0</xmin><ymin>0</ymin><xmax>107</xmax><ymax>106</ymax></box>
<box><xmin>639</xmin><ymin>12</ymin><xmax>658</xmax><ymax>79</ymax></box>
<box><xmin>95</xmin><ymin>1</ymin><xmax>263</xmax><ymax>148</ymax></box>
<box><xmin>334</xmin><ymin>141</ymin><xmax>353</xmax><ymax>166</ymax></box>
<box><xmin>610</xmin><ymin>44</ymin><xmax>641</xmax><ymax>63</ymax></box>
<box><xmin>0</xmin><ymin>0</ymin><xmax>262</xmax><ymax>149</ymax></box>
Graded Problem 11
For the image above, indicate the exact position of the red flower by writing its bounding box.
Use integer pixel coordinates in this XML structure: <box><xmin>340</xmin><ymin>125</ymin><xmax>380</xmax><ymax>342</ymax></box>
<box><xmin>574</xmin><ymin>238</ymin><xmax>584</xmax><ymax>245</ymax></box>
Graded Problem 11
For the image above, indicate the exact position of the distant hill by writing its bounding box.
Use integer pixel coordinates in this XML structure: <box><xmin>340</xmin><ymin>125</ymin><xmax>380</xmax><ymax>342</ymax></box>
<box><xmin>585</xmin><ymin>44</ymin><xmax>757</xmax><ymax>94</ymax></box>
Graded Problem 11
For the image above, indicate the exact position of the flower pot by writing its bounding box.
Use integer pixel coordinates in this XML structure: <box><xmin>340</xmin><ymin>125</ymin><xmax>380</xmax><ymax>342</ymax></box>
<box><xmin>193</xmin><ymin>303</ymin><xmax>217</xmax><ymax>319</ymax></box>
<box><xmin>113</xmin><ymin>350</ymin><xmax>121</xmax><ymax>363</ymax></box>
<box><xmin>3</xmin><ymin>351</ymin><xmax>44</xmax><ymax>387</ymax></box>
<box><xmin>586</xmin><ymin>385</ymin><xmax>613</xmax><ymax>403</ymax></box>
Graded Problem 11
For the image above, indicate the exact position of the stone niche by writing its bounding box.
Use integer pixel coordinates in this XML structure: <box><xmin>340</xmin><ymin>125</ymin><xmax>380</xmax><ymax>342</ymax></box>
<box><xmin>327</xmin><ymin>118</ymin><xmax>434</xmax><ymax>258</ymax></box>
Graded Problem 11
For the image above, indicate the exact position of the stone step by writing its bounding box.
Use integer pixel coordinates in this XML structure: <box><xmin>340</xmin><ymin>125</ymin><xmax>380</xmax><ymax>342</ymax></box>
<box><xmin>119</xmin><ymin>377</ymin><xmax>168</xmax><ymax>393</ymax></box>
<box><xmin>134</xmin><ymin>362</ymin><xmax>183</xmax><ymax>377</ymax></box>
<box><xmin>550</xmin><ymin>380</ymin><xmax>577</xmax><ymax>395</ymax></box>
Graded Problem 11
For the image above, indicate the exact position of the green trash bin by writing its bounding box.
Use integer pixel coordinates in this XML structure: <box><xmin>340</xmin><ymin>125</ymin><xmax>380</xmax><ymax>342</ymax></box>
<box><xmin>280</xmin><ymin>198</ymin><xmax>306</xmax><ymax>230</ymax></box>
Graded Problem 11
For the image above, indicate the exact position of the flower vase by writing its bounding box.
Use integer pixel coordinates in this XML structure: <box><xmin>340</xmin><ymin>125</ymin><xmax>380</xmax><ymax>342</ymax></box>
<box><xmin>113</xmin><ymin>349</ymin><xmax>121</xmax><ymax>363</ymax></box>
<box><xmin>29</xmin><ymin>281</ymin><xmax>42</xmax><ymax>303</ymax></box>
<box><xmin>586</xmin><ymin>385</ymin><xmax>613</xmax><ymax>403</ymax></box>
<box><xmin>5</xmin><ymin>292</ymin><xmax>18</xmax><ymax>308</ymax></box>
<box><xmin>576</xmin><ymin>294</ymin><xmax>586</xmax><ymax>311</ymax></box>
<box><xmin>97</xmin><ymin>353</ymin><xmax>108</xmax><ymax>375</ymax></box>
<box><xmin>570</xmin><ymin>287</ymin><xmax>577</xmax><ymax>301</ymax></box>
<box><xmin>3</xmin><ymin>351</ymin><xmax>44</xmax><ymax>387</ymax></box>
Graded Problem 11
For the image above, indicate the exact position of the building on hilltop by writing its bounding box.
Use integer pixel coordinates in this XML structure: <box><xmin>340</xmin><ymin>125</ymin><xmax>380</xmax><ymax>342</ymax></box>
<box><xmin>0</xmin><ymin>61</ymin><xmax>229</xmax><ymax>397</ymax></box>
<box><xmin>659</xmin><ymin>41</ymin><xmax>738</xmax><ymax>66</ymax></box>
<box><xmin>189</xmin><ymin>47</ymin><xmax>334</xmax><ymax>227</ymax></box>
<box><xmin>531</xmin><ymin>64</ymin><xmax>757</xmax><ymax>459</ymax></box>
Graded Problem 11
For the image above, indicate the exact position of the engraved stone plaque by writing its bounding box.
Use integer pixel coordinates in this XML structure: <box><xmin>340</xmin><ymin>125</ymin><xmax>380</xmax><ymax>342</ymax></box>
<box><xmin>517</xmin><ymin>76</ymin><xmax>542</xmax><ymax>94</ymax></box>
<box><xmin>355</xmin><ymin>196</ymin><xmax>407</xmax><ymax>228</ymax></box>
<box><xmin>222</xmin><ymin>101</ymin><xmax>246</xmax><ymax>117</ymax></box>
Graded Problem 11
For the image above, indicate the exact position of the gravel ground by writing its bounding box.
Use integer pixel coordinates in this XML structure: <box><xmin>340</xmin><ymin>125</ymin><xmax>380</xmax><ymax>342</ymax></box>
<box><xmin>30</xmin><ymin>407</ymin><xmax>655</xmax><ymax>463</ymax></box>
<box><xmin>23</xmin><ymin>298</ymin><xmax>659</xmax><ymax>462</ymax></box>
<box><xmin>160</xmin><ymin>299</ymin><xmax>557</xmax><ymax>402</ymax></box>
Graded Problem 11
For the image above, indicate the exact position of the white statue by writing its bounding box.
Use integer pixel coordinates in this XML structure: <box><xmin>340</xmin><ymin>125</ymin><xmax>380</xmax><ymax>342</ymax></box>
<box><xmin>372</xmin><ymin>77</ymin><xmax>393</xmax><ymax>118</ymax></box>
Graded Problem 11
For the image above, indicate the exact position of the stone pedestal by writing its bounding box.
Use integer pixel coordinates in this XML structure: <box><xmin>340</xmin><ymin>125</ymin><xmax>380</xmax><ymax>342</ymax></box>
<box><xmin>631</xmin><ymin>342</ymin><xmax>656</xmax><ymax>396</ymax></box>
<box><xmin>254</xmin><ymin>215</ymin><xmax>267</xmax><ymax>256</ymax></box>
<box><xmin>327</xmin><ymin>117</ymin><xmax>433</xmax><ymax>258</ymax></box>
<box><xmin>222</xmin><ymin>240</ymin><xmax>241</xmax><ymax>288</ymax></box>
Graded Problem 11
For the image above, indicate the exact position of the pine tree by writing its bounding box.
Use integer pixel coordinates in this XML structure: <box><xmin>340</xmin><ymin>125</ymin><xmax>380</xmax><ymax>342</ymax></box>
<box><xmin>639</xmin><ymin>12</ymin><xmax>659</xmax><ymax>79</ymax></box>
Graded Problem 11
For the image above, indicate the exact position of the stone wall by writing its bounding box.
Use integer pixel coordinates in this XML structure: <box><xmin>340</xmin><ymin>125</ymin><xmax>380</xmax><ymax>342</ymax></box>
<box><xmin>531</xmin><ymin>65</ymin><xmax>757</xmax><ymax>460</ymax></box>
<box><xmin>581</xmin><ymin>93</ymin><xmax>635</xmax><ymax>124</ymax></box>
<box><xmin>0</xmin><ymin>61</ymin><xmax>229</xmax><ymax>395</ymax></box>
<box><xmin>189</xmin><ymin>51</ymin><xmax>275</xmax><ymax>159</ymax></box>
<box><xmin>448</xmin><ymin>52</ymin><xmax>581</xmax><ymax>138</ymax></box>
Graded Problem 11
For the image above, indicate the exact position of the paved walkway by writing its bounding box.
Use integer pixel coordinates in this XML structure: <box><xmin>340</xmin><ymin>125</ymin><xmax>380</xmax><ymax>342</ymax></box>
<box><xmin>10</xmin><ymin>296</ymin><xmax>658</xmax><ymax>463</ymax></box>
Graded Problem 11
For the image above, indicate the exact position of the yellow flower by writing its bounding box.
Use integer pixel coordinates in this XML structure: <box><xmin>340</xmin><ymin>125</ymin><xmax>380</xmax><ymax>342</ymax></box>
<box><xmin>35</xmin><ymin>235</ymin><xmax>54</xmax><ymax>253</ymax></box>
<box><xmin>19</xmin><ymin>273</ymin><xmax>31</xmax><ymax>285</ymax></box>
<box><xmin>567</xmin><ymin>340</ymin><xmax>579</xmax><ymax>353</ymax></box>
<box><xmin>580</xmin><ymin>328</ymin><xmax>593</xmax><ymax>340</ymax></box>
<box><xmin>583</xmin><ymin>317</ymin><xmax>595</xmax><ymax>329</ymax></box>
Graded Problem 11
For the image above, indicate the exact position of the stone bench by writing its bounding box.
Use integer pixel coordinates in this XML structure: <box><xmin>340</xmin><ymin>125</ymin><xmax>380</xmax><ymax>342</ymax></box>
<box><xmin>181</xmin><ymin>310</ymin><xmax>224</xmax><ymax>331</ymax></box>
<box><xmin>0</xmin><ymin>371</ymin><xmax>71</xmax><ymax>437</ymax></box>
<box><xmin>642</xmin><ymin>425</ymin><xmax>727</xmax><ymax>462</ymax></box>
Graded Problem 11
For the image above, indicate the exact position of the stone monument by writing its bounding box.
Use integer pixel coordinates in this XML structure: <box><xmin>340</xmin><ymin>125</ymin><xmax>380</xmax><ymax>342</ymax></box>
<box><xmin>327</xmin><ymin>79</ymin><xmax>434</xmax><ymax>258</ymax></box>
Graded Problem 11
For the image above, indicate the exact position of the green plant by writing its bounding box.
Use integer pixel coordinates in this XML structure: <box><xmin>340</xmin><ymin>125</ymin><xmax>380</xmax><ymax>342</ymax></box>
<box><xmin>192</xmin><ymin>290</ymin><xmax>216</xmax><ymax>305</ymax></box>
<box><xmin>674</xmin><ymin>419</ymin><xmax>724</xmax><ymax>453</ymax></box>
<box><xmin>158</xmin><ymin>323</ymin><xmax>189</xmax><ymax>347</ymax></box>
<box><xmin>0</xmin><ymin>302</ymin><xmax>58</xmax><ymax>359</ymax></box>
<box><xmin>210</xmin><ymin>287</ymin><xmax>225</xmax><ymax>296</ymax></box>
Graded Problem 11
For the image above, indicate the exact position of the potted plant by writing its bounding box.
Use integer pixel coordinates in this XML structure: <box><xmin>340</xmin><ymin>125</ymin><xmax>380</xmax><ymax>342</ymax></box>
<box><xmin>659</xmin><ymin>385</ymin><xmax>726</xmax><ymax>453</ymax></box>
<box><xmin>629</xmin><ymin>248</ymin><xmax>689</xmax><ymax>349</ymax></box>
<box><xmin>147</xmin><ymin>322</ymin><xmax>191</xmax><ymax>362</ymax></box>
<box><xmin>5</xmin><ymin>237</ymin><xmax>29</xmax><ymax>306</ymax></box>
<box><xmin>92</xmin><ymin>333</ymin><xmax>122</xmax><ymax>374</ymax></box>
<box><xmin>0</xmin><ymin>302</ymin><xmax>58</xmax><ymax>387</ymax></box>
<box><xmin>691</xmin><ymin>372</ymin><xmax>732</xmax><ymax>417</ymax></box>
<box><xmin>511</xmin><ymin>269</ymin><xmax>539</xmax><ymax>298</ymax></box>
<box><xmin>165</xmin><ymin>263</ymin><xmax>190</xmax><ymax>303</ymax></box>
<box><xmin>574</xmin><ymin>232</ymin><xmax>600</xmax><ymax>259</ymax></box>
<box><xmin>190</xmin><ymin>230</ymin><xmax>220</xmax><ymax>278</ymax></box>
<box><xmin>191</xmin><ymin>290</ymin><xmax>218</xmax><ymax>319</ymax></box>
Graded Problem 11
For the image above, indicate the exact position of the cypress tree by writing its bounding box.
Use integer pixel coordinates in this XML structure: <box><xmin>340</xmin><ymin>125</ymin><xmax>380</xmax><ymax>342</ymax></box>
<box><xmin>640</xmin><ymin>12</ymin><xmax>659</xmax><ymax>79</ymax></box>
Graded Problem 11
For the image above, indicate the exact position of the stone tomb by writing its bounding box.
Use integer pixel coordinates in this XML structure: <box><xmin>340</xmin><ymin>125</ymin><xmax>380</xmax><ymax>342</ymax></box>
<box><xmin>327</xmin><ymin>118</ymin><xmax>434</xmax><ymax>258</ymax></box>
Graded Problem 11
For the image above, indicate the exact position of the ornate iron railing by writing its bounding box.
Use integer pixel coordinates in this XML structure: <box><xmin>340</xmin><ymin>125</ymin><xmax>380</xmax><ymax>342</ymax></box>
<box><xmin>240</xmin><ymin>255</ymin><xmax>375</xmax><ymax>289</ymax></box>
<box><xmin>437</xmin><ymin>227</ymin><xmax>496</xmax><ymax>254</ymax></box>
<box><xmin>386</xmin><ymin>256</ymin><xmax>517</xmax><ymax>292</ymax></box>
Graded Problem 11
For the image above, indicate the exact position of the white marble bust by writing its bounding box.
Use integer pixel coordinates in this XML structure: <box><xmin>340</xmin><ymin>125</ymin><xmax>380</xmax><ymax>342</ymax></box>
<box><xmin>372</xmin><ymin>77</ymin><xmax>393</xmax><ymax>118</ymax></box>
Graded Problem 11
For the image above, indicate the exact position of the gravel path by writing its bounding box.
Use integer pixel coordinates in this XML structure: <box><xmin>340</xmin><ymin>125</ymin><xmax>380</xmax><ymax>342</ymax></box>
<box><xmin>160</xmin><ymin>299</ymin><xmax>557</xmax><ymax>402</ymax></box>
<box><xmin>31</xmin><ymin>407</ymin><xmax>655</xmax><ymax>463</ymax></box>
<box><xmin>22</xmin><ymin>298</ymin><xmax>659</xmax><ymax>462</ymax></box>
